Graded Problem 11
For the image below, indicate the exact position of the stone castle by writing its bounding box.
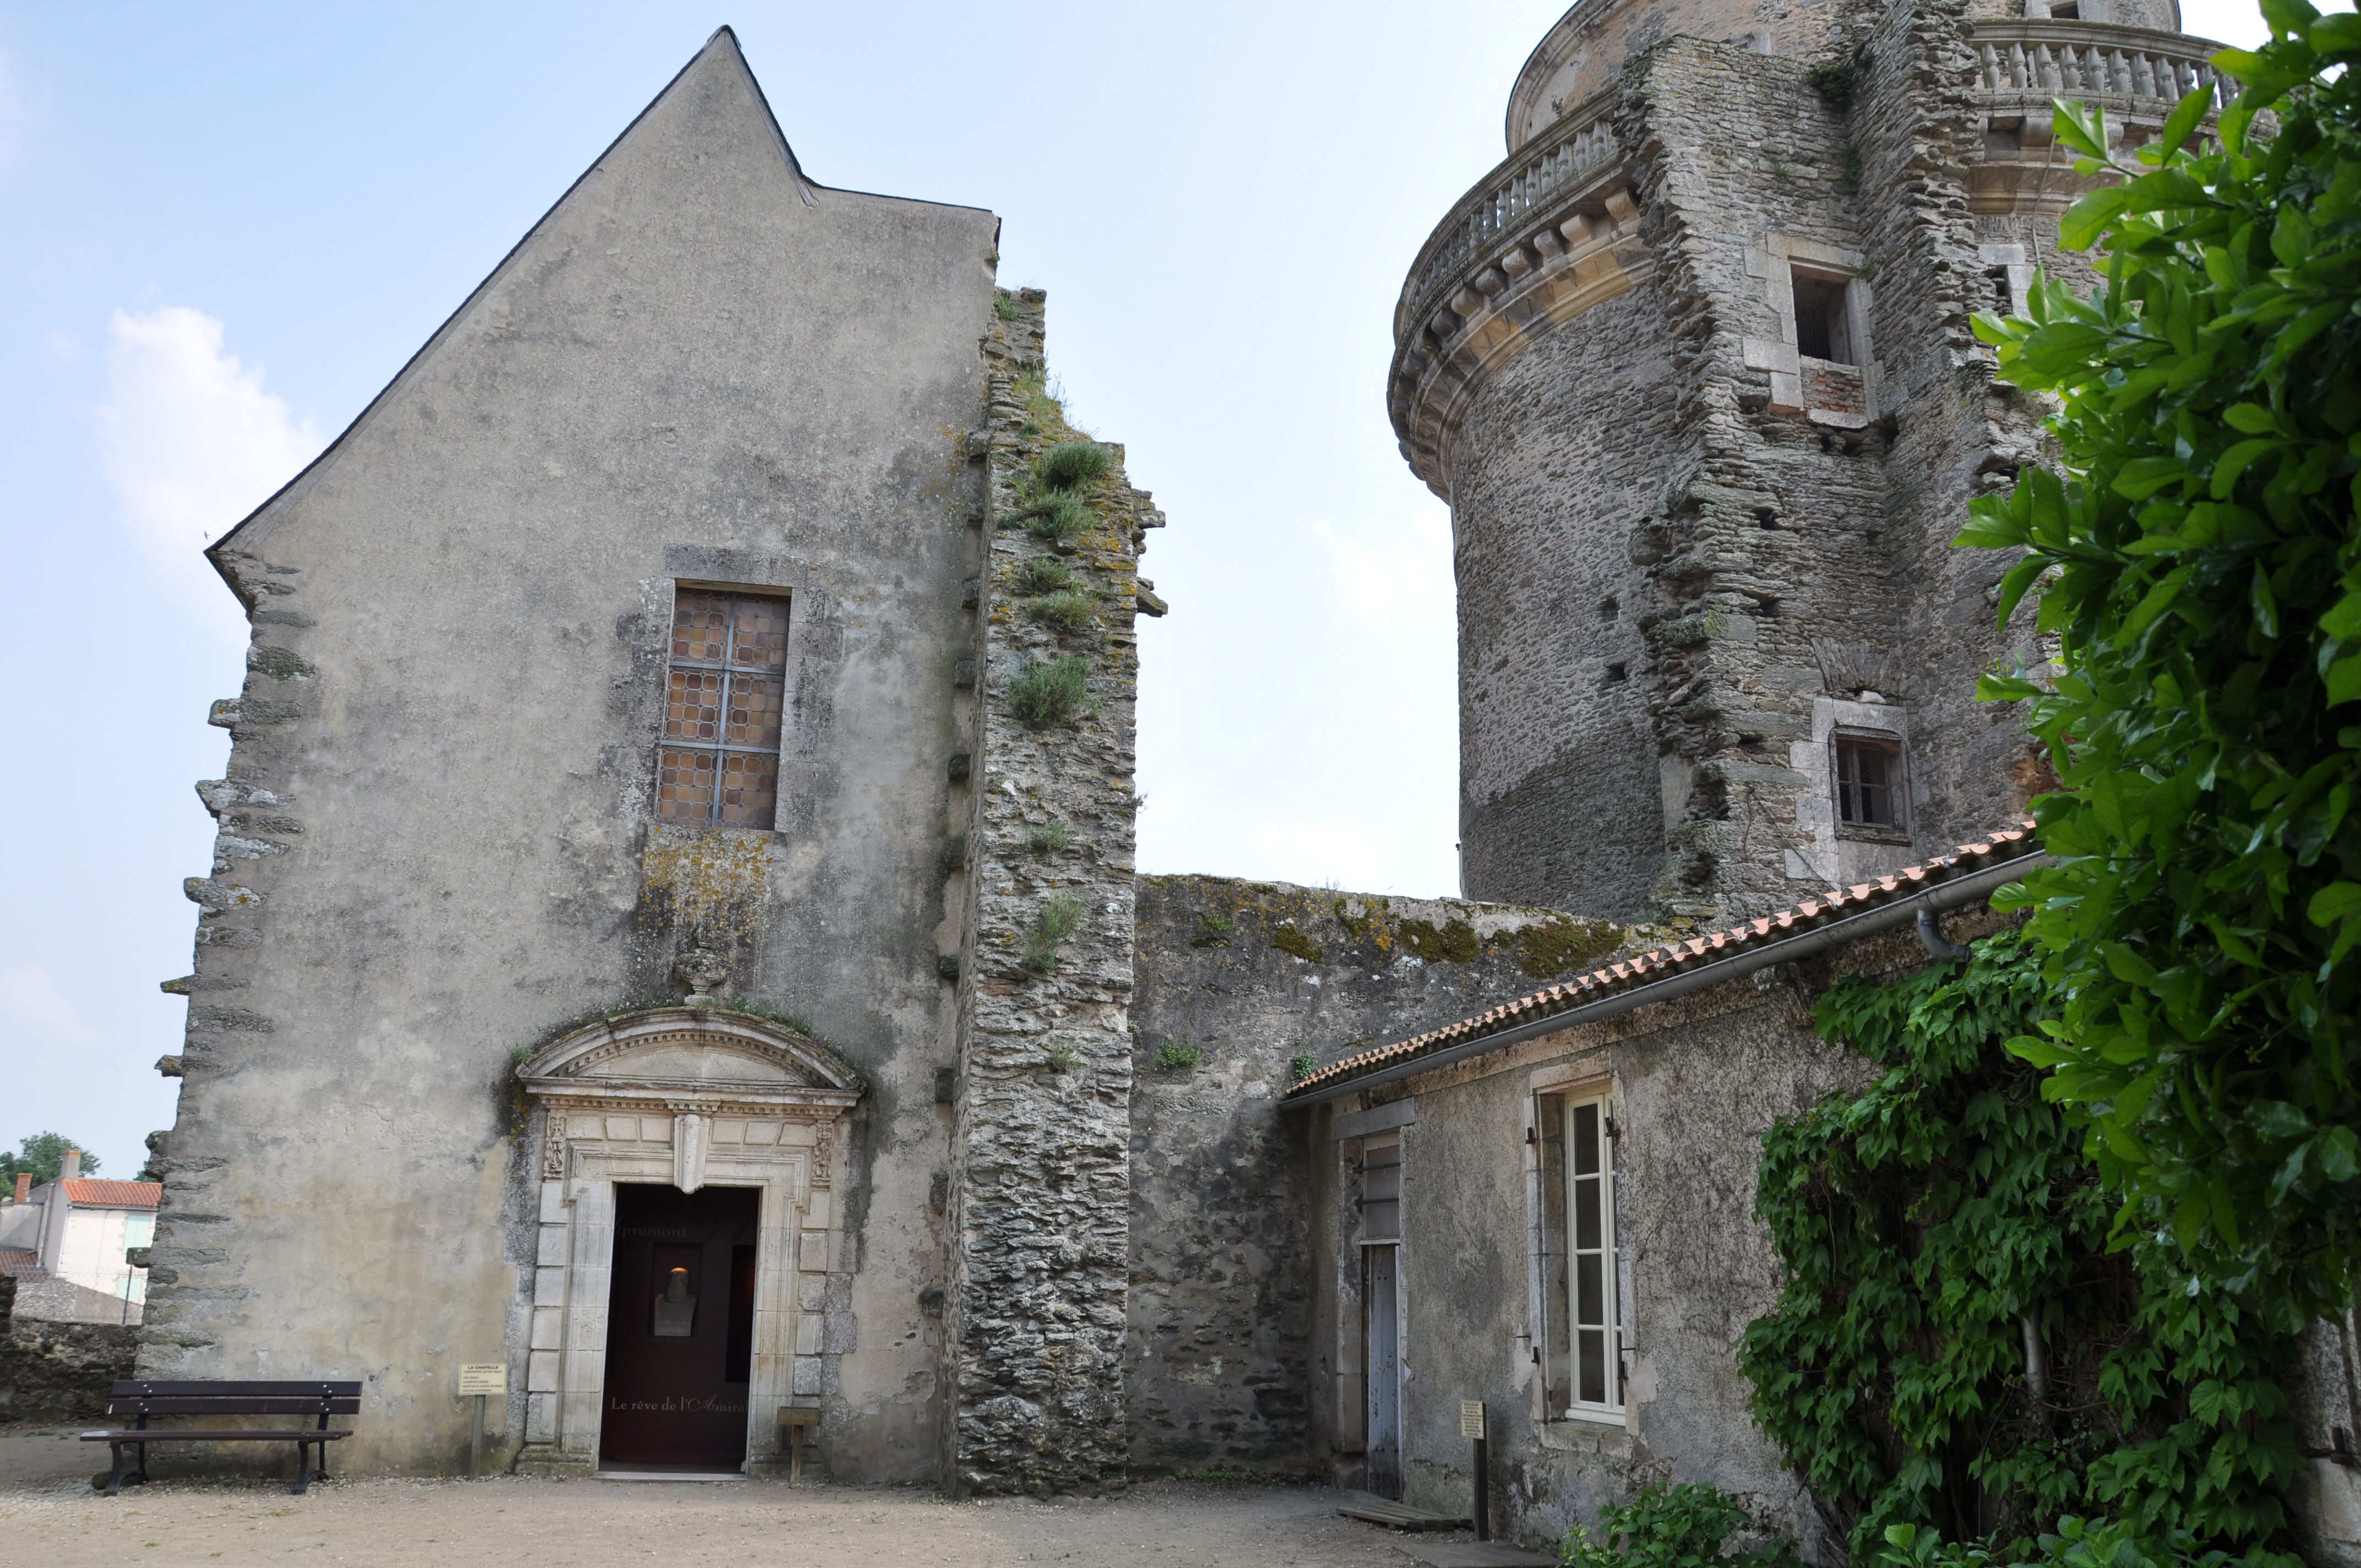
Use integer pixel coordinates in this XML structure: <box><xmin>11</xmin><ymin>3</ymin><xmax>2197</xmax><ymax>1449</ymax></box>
<box><xmin>139</xmin><ymin>6</ymin><xmax>2361</xmax><ymax>1560</ymax></box>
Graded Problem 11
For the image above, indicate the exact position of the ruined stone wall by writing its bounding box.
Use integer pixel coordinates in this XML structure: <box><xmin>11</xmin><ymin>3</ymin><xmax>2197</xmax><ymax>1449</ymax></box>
<box><xmin>1125</xmin><ymin>877</ymin><xmax>1642</xmax><ymax>1476</ymax></box>
<box><xmin>1616</xmin><ymin>39</ymin><xmax>1919</xmax><ymax>922</ymax></box>
<box><xmin>1446</xmin><ymin>21</ymin><xmax>2093</xmax><ymax>928</ymax></box>
<box><xmin>0</xmin><ymin>1312</ymin><xmax>140</xmax><ymax>1422</ymax></box>
<box><xmin>1844</xmin><ymin>0</ymin><xmax>2057</xmax><ymax>856</ymax></box>
<box><xmin>942</xmin><ymin>290</ymin><xmax>1155</xmax><ymax>1495</ymax></box>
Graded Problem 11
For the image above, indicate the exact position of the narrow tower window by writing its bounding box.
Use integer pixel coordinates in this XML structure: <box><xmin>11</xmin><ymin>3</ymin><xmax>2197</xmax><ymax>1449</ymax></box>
<box><xmin>1792</xmin><ymin>268</ymin><xmax>1855</xmax><ymax>363</ymax></box>
<box><xmin>1834</xmin><ymin>732</ymin><xmax>1903</xmax><ymax>830</ymax></box>
<box><xmin>657</xmin><ymin>588</ymin><xmax>789</xmax><ymax>828</ymax></box>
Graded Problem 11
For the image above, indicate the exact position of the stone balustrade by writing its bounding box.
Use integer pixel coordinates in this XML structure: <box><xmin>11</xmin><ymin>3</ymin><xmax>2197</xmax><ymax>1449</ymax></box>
<box><xmin>1970</xmin><ymin>20</ymin><xmax>2228</xmax><ymax>117</ymax></box>
<box><xmin>1394</xmin><ymin>86</ymin><xmax>1622</xmax><ymax>349</ymax></box>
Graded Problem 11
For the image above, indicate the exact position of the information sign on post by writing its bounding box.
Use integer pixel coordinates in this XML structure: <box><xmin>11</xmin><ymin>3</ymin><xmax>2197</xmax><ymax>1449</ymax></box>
<box><xmin>459</xmin><ymin>1363</ymin><xmax>506</xmax><ymax>1477</ymax></box>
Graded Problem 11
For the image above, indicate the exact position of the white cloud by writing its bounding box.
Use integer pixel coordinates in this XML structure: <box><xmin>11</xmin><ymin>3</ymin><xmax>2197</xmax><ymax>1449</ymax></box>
<box><xmin>0</xmin><ymin>964</ymin><xmax>108</xmax><ymax>1054</ymax></box>
<box><xmin>1314</xmin><ymin>505</ymin><xmax>1454</xmax><ymax>623</ymax></box>
<box><xmin>100</xmin><ymin>307</ymin><xmax>322</xmax><ymax>645</ymax></box>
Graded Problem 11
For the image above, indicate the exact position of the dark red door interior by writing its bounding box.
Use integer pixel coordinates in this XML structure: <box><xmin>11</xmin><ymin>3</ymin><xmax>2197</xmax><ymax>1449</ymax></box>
<box><xmin>600</xmin><ymin>1183</ymin><xmax>760</xmax><ymax>1468</ymax></box>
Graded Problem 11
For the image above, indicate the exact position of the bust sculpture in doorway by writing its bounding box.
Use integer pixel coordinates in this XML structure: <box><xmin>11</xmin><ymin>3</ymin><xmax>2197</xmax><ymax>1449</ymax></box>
<box><xmin>653</xmin><ymin>1267</ymin><xmax>698</xmax><ymax>1337</ymax></box>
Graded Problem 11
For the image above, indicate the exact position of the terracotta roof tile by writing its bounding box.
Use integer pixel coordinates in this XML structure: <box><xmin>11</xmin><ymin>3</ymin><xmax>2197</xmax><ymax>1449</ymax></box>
<box><xmin>62</xmin><ymin>1180</ymin><xmax>161</xmax><ymax>1208</ymax></box>
<box><xmin>1283</xmin><ymin>821</ymin><xmax>2040</xmax><ymax>1101</ymax></box>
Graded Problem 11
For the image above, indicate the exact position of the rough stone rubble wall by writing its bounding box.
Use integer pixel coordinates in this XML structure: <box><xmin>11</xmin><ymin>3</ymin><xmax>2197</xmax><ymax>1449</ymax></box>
<box><xmin>1843</xmin><ymin>0</ymin><xmax>2063</xmax><ymax>851</ymax></box>
<box><xmin>943</xmin><ymin>290</ymin><xmax>1155</xmax><ymax>1494</ymax></box>
<box><xmin>1444</xmin><ymin>15</ymin><xmax>2066</xmax><ymax>925</ymax></box>
<box><xmin>1616</xmin><ymin>38</ymin><xmax>1913</xmax><ymax>922</ymax></box>
<box><xmin>1454</xmin><ymin>278</ymin><xmax>1686</xmax><ymax>918</ymax></box>
<box><xmin>1125</xmin><ymin>876</ymin><xmax>1647</xmax><ymax>1476</ymax></box>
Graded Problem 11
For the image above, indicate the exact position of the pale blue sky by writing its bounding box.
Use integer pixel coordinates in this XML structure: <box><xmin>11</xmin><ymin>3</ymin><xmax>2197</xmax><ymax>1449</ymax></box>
<box><xmin>0</xmin><ymin>0</ymin><xmax>2275</xmax><ymax>1174</ymax></box>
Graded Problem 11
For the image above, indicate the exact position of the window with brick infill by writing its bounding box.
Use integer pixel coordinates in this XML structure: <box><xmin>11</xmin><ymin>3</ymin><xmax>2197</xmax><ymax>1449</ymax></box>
<box><xmin>1792</xmin><ymin>268</ymin><xmax>1854</xmax><ymax>364</ymax></box>
<box><xmin>657</xmin><ymin>587</ymin><xmax>789</xmax><ymax>829</ymax></box>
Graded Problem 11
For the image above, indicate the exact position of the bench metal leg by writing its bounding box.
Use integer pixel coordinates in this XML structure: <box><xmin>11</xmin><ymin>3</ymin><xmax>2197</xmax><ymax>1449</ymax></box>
<box><xmin>104</xmin><ymin>1442</ymin><xmax>126</xmax><ymax>1497</ymax></box>
<box><xmin>292</xmin><ymin>1440</ymin><xmax>311</xmax><ymax>1495</ymax></box>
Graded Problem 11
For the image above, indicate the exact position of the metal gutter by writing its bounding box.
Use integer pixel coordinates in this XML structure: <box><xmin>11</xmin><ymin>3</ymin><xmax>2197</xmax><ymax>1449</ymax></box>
<box><xmin>1283</xmin><ymin>850</ymin><xmax>2044</xmax><ymax>1109</ymax></box>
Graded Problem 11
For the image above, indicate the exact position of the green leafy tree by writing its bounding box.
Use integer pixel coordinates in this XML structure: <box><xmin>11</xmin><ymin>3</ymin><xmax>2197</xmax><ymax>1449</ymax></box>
<box><xmin>1739</xmin><ymin>938</ymin><xmax>2300</xmax><ymax>1561</ymax></box>
<box><xmin>1959</xmin><ymin>0</ymin><xmax>2361</xmax><ymax>1322</ymax></box>
<box><xmin>0</xmin><ymin>1131</ymin><xmax>100</xmax><ymax>1185</ymax></box>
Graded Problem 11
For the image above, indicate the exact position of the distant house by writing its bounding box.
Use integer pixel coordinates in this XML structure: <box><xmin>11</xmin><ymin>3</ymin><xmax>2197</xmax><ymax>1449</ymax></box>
<box><xmin>0</xmin><ymin>1153</ymin><xmax>158</xmax><ymax>1324</ymax></box>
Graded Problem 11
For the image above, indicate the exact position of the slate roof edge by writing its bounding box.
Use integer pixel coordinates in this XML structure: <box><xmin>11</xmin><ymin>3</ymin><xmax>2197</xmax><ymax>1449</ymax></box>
<box><xmin>1282</xmin><ymin>823</ymin><xmax>2043</xmax><ymax>1108</ymax></box>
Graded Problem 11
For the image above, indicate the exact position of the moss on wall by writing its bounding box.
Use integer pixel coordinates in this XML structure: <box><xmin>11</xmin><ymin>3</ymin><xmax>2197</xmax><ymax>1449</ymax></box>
<box><xmin>1271</xmin><ymin>925</ymin><xmax>1325</xmax><ymax>963</ymax></box>
<box><xmin>1516</xmin><ymin>918</ymin><xmax>1627</xmax><ymax>978</ymax></box>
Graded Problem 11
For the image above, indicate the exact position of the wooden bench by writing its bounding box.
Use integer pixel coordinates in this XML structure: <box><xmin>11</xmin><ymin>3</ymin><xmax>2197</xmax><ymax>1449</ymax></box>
<box><xmin>83</xmin><ymin>1380</ymin><xmax>360</xmax><ymax>1495</ymax></box>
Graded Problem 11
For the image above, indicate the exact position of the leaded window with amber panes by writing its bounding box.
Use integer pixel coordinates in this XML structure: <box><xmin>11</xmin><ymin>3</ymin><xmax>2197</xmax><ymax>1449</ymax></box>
<box><xmin>657</xmin><ymin>589</ymin><xmax>788</xmax><ymax>829</ymax></box>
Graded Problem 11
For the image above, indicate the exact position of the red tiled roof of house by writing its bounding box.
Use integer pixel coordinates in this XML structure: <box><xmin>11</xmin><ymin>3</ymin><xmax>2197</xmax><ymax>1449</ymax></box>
<box><xmin>1285</xmin><ymin>822</ymin><xmax>2042</xmax><ymax>1101</ymax></box>
<box><xmin>0</xmin><ymin>1247</ymin><xmax>40</xmax><ymax>1277</ymax></box>
<box><xmin>62</xmin><ymin>1180</ymin><xmax>162</xmax><ymax>1208</ymax></box>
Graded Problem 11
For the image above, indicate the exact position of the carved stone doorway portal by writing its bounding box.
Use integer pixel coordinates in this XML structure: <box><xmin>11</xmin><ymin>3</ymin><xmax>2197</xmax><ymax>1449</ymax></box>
<box><xmin>515</xmin><ymin>1008</ymin><xmax>864</xmax><ymax>1476</ymax></box>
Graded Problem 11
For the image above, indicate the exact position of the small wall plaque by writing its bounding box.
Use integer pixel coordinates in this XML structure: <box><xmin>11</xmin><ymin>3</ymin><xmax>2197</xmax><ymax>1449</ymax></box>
<box><xmin>1460</xmin><ymin>1400</ymin><xmax>1486</xmax><ymax>1439</ymax></box>
<box><xmin>458</xmin><ymin>1363</ymin><xmax>507</xmax><ymax>1397</ymax></box>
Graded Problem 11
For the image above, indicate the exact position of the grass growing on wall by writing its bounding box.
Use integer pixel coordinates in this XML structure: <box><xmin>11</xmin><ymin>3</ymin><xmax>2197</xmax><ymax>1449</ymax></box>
<box><xmin>1020</xmin><ymin>895</ymin><xmax>1086</xmax><ymax>973</ymax></box>
<box><xmin>1009</xmin><ymin>656</ymin><xmax>1090</xmax><ymax>729</ymax></box>
<box><xmin>1024</xmin><ymin>591</ymin><xmax>1098</xmax><ymax>638</ymax></box>
<box><xmin>1014</xmin><ymin>557</ymin><xmax>1073</xmax><ymax>595</ymax></box>
<box><xmin>1038</xmin><ymin>440</ymin><xmax>1111</xmax><ymax>492</ymax></box>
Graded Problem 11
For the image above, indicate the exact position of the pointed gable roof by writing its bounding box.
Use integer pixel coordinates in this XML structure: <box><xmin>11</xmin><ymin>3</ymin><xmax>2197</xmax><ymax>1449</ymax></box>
<box><xmin>203</xmin><ymin>26</ymin><xmax>984</xmax><ymax>591</ymax></box>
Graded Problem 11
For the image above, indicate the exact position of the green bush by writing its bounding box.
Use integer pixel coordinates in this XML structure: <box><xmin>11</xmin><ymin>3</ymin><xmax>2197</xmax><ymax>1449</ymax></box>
<box><xmin>1961</xmin><ymin>6</ymin><xmax>2361</xmax><ymax>1320</ymax></box>
<box><xmin>1014</xmin><ymin>557</ymin><xmax>1073</xmax><ymax>595</ymax></box>
<box><xmin>1008</xmin><ymin>656</ymin><xmax>1089</xmax><ymax>729</ymax></box>
<box><xmin>1288</xmin><ymin>1052</ymin><xmax>1317</xmax><ymax>1083</ymax></box>
<box><xmin>1024</xmin><ymin>590</ymin><xmax>1099</xmax><ymax>638</ymax></box>
<box><xmin>1038</xmin><ymin>440</ymin><xmax>1112</xmax><ymax>492</ymax></box>
<box><xmin>1026</xmin><ymin>820</ymin><xmax>1074</xmax><ymax>854</ymax></box>
<box><xmin>1024</xmin><ymin>494</ymin><xmax>1094</xmax><ymax>543</ymax></box>
<box><xmin>1156</xmin><ymin>1039</ymin><xmax>1201</xmax><ymax>1071</ymax></box>
<box><xmin>1558</xmin><ymin>1483</ymin><xmax>1801</xmax><ymax>1568</ymax></box>
<box><xmin>1877</xmin><ymin>1516</ymin><xmax>2302</xmax><ymax>1568</ymax></box>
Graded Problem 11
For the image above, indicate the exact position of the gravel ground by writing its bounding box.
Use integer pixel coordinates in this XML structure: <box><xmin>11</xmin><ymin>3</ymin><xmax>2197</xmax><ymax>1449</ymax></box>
<box><xmin>0</xmin><ymin>1423</ymin><xmax>1544</xmax><ymax>1568</ymax></box>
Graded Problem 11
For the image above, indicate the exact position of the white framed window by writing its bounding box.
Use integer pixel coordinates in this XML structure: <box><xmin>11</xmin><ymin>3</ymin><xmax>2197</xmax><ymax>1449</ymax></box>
<box><xmin>1536</xmin><ymin>1088</ymin><xmax>1623</xmax><ymax>1421</ymax></box>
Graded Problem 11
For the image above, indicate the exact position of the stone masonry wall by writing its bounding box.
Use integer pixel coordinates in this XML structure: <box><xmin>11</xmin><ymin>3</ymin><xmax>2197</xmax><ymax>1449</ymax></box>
<box><xmin>1618</xmin><ymin>38</ymin><xmax>1912</xmax><ymax>922</ymax></box>
<box><xmin>1126</xmin><ymin>876</ymin><xmax>1653</xmax><ymax>1476</ymax></box>
<box><xmin>1843</xmin><ymin>0</ymin><xmax>2061</xmax><ymax>849</ymax></box>
<box><xmin>1454</xmin><ymin>280</ymin><xmax>1685</xmax><ymax>918</ymax></box>
<box><xmin>943</xmin><ymin>289</ymin><xmax>1157</xmax><ymax>1494</ymax></box>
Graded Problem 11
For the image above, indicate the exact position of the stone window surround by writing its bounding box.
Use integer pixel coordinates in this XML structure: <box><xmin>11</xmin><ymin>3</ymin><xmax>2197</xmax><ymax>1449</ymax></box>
<box><xmin>1740</xmin><ymin>236</ymin><xmax>1883</xmax><ymax>428</ymax></box>
<box><xmin>638</xmin><ymin>547</ymin><xmax>842</xmax><ymax>841</ymax></box>
<box><xmin>515</xmin><ymin>1008</ymin><xmax>863</xmax><ymax>1477</ymax></box>
<box><xmin>1979</xmin><ymin>241</ymin><xmax>2037</xmax><ymax>320</ymax></box>
<box><xmin>1786</xmin><ymin>696</ymin><xmax>1923</xmax><ymax>884</ymax></box>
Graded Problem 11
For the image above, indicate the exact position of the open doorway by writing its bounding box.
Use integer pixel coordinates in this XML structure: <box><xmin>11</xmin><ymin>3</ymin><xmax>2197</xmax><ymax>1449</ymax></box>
<box><xmin>600</xmin><ymin>1183</ymin><xmax>760</xmax><ymax>1471</ymax></box>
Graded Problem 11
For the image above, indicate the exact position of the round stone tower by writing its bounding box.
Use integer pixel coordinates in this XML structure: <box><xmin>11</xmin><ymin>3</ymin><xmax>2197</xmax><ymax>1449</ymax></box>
<box><xmin>1397</xmin><ymin>0</ymin><xmax>2218</xmax><ymax>921</ymax></box>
